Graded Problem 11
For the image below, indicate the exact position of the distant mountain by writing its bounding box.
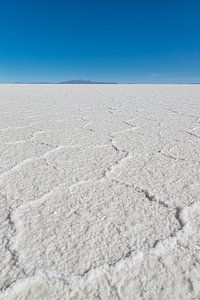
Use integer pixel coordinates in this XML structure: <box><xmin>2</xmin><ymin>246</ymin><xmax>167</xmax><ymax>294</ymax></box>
<box><xmin>29</xmin><ymin>82</ymin><xmax>53</xmax><ymax>84</ymax></box>
<box><xmin>12</xmin><ymin>79</ymin><xmax>118</xmax><ymax>84</ymax></box>
<box><xmin>58</xmin><ymin>79</ymin><xmax>117</xmax><ymax>84</ymax></box>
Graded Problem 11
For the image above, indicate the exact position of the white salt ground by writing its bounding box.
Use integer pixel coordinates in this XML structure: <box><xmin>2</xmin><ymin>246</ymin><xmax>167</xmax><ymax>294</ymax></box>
<box><xmin>0</xmin><ymin>84</ymin><xmax>200</xmax><ymax>299</ymax></box>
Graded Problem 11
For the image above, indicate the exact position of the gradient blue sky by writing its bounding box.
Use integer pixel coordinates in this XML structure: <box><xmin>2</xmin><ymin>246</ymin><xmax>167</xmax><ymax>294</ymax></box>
<box><xmin>0</xmin><ymin>0</ymin><xmax>200</xmax><ymax>83</ymax></box>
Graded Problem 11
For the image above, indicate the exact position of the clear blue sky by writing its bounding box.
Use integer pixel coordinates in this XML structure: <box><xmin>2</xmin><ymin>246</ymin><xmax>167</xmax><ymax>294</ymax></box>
<box><xmin>0</xmin><ymin>0</ymin><xmax>200</xmax><ymax>83</ymax></box>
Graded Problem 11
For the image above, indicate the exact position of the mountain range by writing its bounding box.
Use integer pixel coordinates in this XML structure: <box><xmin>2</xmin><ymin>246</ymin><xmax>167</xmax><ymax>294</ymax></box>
<box><xmin>14</xmin><ymin>79</ymin><xmax>118</xmax><ymax>84</ymax></box>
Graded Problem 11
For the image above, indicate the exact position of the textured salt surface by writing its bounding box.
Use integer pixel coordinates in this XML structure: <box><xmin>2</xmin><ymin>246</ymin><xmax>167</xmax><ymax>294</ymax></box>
<box><xmin>0</xmin><ymin>84</ymin><xmax>200</xmax><ymax>299</ymax></box>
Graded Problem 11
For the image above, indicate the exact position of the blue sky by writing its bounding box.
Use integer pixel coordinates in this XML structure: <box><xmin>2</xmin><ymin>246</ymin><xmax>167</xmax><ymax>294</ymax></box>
<box><xmin>0</xmin><ymin>0</ymin><xmax>200</xmax><ymax>83</ymax></box>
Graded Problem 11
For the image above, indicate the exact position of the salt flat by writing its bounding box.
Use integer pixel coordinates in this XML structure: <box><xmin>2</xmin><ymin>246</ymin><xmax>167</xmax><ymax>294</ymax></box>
<box><xmin>0</xmin><ymin>84</ymin><xmax>200</xmax><ymax>299</ymax></box>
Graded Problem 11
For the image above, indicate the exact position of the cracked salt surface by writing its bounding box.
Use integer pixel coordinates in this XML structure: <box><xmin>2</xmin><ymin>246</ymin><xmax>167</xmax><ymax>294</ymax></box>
<box><xmin>0</xmin><ymin>84</ymin><xmax>200</xmax><ymax>299</ymax></box>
